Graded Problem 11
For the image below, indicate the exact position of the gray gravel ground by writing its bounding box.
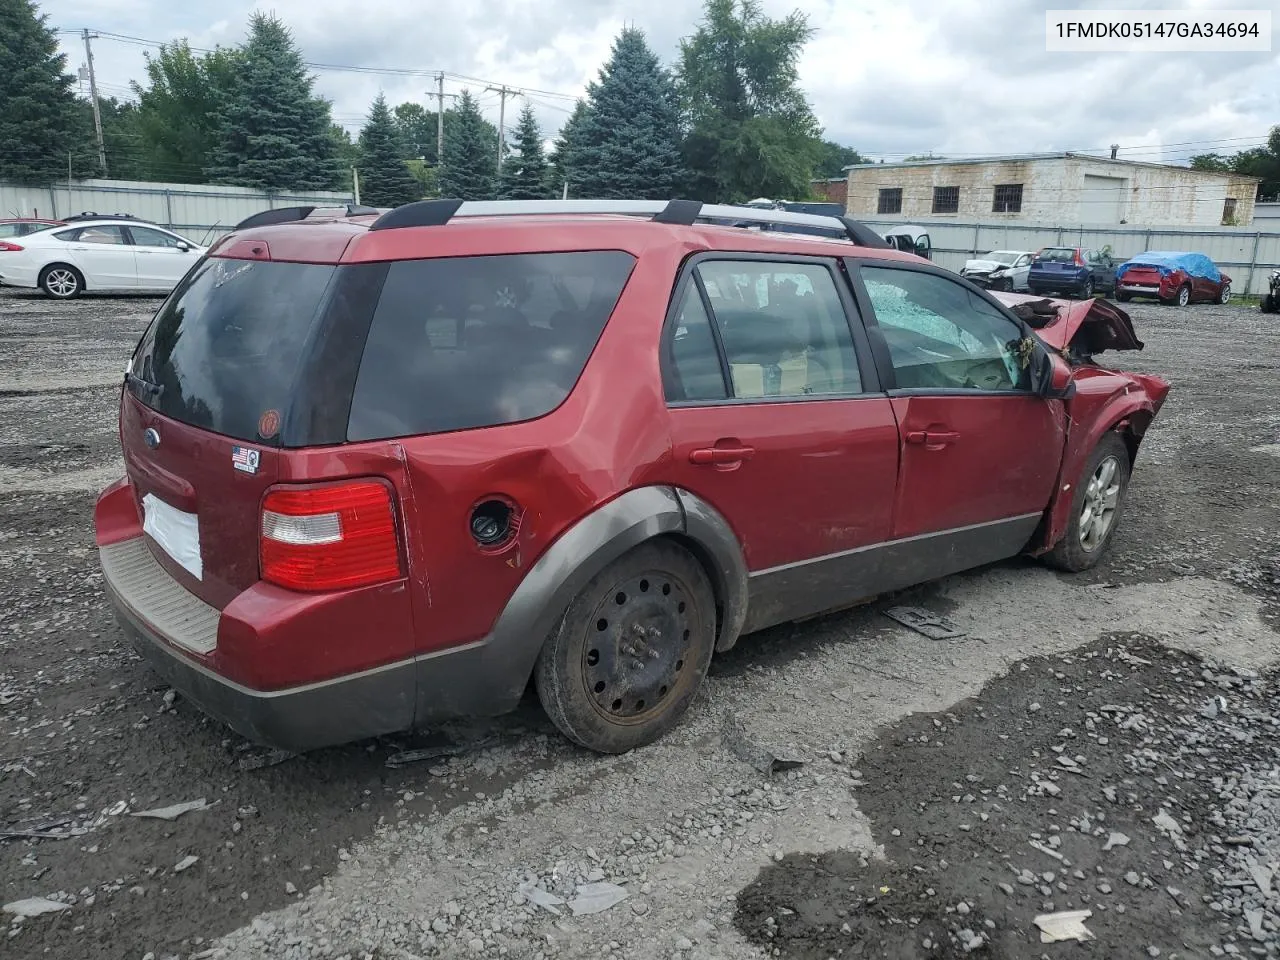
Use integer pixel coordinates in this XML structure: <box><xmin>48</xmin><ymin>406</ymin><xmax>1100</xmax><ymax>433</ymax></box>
<box><xmin>1</xmin><ymin>287</ymin><xmax>1278</xmax><ymax>960</ymax></box>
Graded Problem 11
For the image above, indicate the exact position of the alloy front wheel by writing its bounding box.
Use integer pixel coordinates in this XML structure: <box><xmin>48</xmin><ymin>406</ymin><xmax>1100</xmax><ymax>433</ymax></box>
<box><xmin>1079</xmin><ymin>456</ymin><xmax>1122</xmax><ymax>551</ymax></box>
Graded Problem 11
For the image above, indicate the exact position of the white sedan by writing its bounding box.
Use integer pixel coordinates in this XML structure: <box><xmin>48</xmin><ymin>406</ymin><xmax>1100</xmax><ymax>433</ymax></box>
<box><xmin>0</xmin><ymin>218</ymin><xmax>206</xmax><ymax>298</ymax></box>
<box><xmin>960</xmin><ymin>250</ymin><xmax>1035</xmax><ymax>292</ymax></box>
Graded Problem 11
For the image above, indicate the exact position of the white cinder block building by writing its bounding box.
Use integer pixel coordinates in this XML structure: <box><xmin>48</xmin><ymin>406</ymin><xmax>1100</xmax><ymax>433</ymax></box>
<box><xmin>843</xmin><ymin>153</ymin><xmax>1259</xmax><ymax>227</ymax></box>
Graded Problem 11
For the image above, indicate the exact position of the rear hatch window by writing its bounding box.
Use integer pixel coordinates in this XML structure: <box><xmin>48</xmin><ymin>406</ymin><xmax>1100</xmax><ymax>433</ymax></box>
<box><xmin>129</xmin><ymin>258</ymin><xmax>336</xmax><ymax>445</ymax></box>
<box><xmin>346</xmin><ymin>251</ymin><xmax>635</xmax><ymax>441</ymax></box>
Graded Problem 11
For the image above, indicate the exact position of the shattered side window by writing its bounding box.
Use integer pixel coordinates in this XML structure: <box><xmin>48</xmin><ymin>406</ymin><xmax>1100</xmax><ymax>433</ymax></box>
<box><xmin>860</xmin><ymin>267</ymin><xmax>1030</xmax><ymax>392</ymax></box>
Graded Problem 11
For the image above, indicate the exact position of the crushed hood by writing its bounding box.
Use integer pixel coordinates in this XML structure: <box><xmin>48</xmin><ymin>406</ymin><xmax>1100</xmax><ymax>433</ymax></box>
<box><xmin>963</xmin><ymin>259</ymin><xmax>1006</xmax><ymax>273</ymax></box>
<box><xmin>990</xmin><ymin>292</ymin><xmax>1144</xmax><ymax>356</ymax></box>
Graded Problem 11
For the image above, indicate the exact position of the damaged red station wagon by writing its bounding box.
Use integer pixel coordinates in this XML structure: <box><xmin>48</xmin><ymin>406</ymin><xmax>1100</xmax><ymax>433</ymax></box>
<box><xmin>94</xmin><ymin>199</ymin><xmax>1170</xmax><ymax>755</ymax></box>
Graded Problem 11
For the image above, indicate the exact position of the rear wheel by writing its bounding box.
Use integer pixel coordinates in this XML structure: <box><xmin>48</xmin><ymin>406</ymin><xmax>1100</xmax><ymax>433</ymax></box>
<box><xmin>1044</xmin><ymin>433</ymin><xmax>1131</xmax><ymax>573</ymax></box>
<box><xmin>1173</xmin><ymin>284</ymin><xmax>1191</xmax><ymax>307</ymax></box>
<box><xmin>1081</xmin><ymin>278</ymin><xmax>1094</xmax><ymax>299</ymax></box>
<box><xmin>1116</xmin><ymin>291</ymin><xmax>1132</xmax><ymax>303</ymax></box>
<box><xmin>535</xmin><ymin>540</ymin><xmax>716</xmax><ymax>754</ymax></box>
<box><xmin>1219</xmin><ymin>283</ymin><xmax>1231</xmax><ymax>304</ymax></box>
<box><xmin>39</xmin><ymin>264</ymin><xmax>83</xmax><ymax>299</ymax></box>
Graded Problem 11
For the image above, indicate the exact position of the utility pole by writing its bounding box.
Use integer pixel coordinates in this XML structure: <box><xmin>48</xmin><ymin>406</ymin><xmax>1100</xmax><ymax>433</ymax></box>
<box><xmin>82</xmin><ymin>29</ymin><xmax>107</xmax><ymax>177</ymax></box>
<box><xmin>486</xmin><ymin>84</ymin><xmax>511</xmax><ymax>170</ymax></box>
<box><xmin>436</xmin><ymin>73</ymin><xmax>445</xmax><ymax>166</ymax></box>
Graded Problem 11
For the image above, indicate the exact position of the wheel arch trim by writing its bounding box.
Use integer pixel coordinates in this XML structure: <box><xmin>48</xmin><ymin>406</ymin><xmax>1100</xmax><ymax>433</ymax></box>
<box><xmin>471</xmin><ymin>485</ymin><xmax>749</xmax><ymax>714</ymax></box>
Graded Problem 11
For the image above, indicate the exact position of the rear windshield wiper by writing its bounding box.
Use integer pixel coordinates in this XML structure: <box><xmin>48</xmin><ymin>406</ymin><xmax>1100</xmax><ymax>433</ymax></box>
<box><xmin>125</xmin><ymin>371</ymin><xmax>164</xmax><ymax>398</ymax></box>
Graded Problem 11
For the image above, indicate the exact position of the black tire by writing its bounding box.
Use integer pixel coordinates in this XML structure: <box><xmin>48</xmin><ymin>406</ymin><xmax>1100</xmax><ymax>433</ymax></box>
<box><xmin>1081</xmin><ymin>278</ymin><xmax>1094</xmax><ymax>299</ymax></box>
<box><xmin>534</xmin><ymin>539</ymin><xmax>716</xmax><ymax>754</ymax></box>
<box><xmin>39</xmin><ymin>264</ymin><xmax>84</xmax><ymax>299</ymax></box>
<box><xmin>1262</xmin><ymin>293</ymin><xmax>1278</xmax><ymax>314</ymax></box>
<box><xmin>1219</xmin><ymin>283</ymin><xmax>1231</xmax><ymax>304</ymax></box>
<box><xmin>1116</xmin><ymin>292</ymin><xmax>1132</xmax><ymax>303</ymax></box>
<box><xmin>993</xmin><ymin>277</ymin><xmax>1012</xmax><ymax>292</ymax></box>
<box><xmin>1173</xmin><ymin>284</ymin><xmax>1191</xmax><ymax>307</ymax></box>
<box><xmin>1044</xmin><ymin>432</ymin><xmax>1131</xmax><ymax>573</ymax></box>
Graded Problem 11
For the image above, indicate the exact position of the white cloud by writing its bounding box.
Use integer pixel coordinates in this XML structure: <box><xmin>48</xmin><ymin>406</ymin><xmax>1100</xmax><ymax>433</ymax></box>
<box><xmin>42</xmin><ymin>0</ymin><xmax>1280</xmax><ymax>163</ymax></box>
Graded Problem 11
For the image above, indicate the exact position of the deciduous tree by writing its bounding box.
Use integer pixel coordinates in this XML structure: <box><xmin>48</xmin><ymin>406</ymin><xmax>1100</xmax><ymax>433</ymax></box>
<box><xmin>677</xmin><ymin>0</ymin><xmax>823</xmax><ymax>202</ymax></box>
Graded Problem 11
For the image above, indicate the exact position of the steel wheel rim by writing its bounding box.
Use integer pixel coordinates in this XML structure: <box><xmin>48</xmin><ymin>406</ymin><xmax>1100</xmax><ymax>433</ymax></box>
<box><xmin>580</xmin><ymin>570</ymin><xmax>697</xmax><ymax>726</ymax></box>
<box><xmin>46</xmin><ymin>270</ymin><xmax>77</xmax><ymax>297</ymax></box>
<box><xmin>1079</xmin><ymin>455</ymin><xmax>1121</xmax><ymax>551</ymax></box>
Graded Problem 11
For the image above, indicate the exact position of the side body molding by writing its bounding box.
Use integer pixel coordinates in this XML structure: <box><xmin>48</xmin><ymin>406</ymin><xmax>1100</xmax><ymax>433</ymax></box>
<box><xmin>414</xmin><ymin>485</ymin><xmax>749</xmax><ymax>725</ymax></box>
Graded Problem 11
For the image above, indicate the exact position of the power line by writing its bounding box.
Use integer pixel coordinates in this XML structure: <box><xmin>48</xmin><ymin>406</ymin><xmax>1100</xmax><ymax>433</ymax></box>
<box><xmin>58</xmin><ymin>28</ymin><xmax>581</xmax><ymax>101</ymax></box>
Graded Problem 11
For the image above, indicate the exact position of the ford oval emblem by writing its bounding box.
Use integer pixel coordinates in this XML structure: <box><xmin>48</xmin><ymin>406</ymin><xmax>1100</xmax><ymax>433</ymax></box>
<box><xmin>143</xmin><ymin>428</ymin><xmax>160</xmax><ymax>450</ymax></box>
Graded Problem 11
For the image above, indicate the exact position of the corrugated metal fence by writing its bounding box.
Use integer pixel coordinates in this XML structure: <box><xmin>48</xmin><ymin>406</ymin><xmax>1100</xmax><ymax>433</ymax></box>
<box><xmin>4</xmin><ymin>180</ymin><xmax>1277</xmax><ymax>295</ymax></box>
<box><xmin>859</xmin><ymin>217</ymin><xmax>1280</xmax><ymax>296</ymax></box>
<box><xmin>1</xmin><ymin>178</ymin><xmax>355</xmax><ymax>244</ymax></box>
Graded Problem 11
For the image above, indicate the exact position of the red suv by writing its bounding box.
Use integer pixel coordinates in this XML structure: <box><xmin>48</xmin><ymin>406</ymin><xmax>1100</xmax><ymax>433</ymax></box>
<box><xmin>93</xmin><ymin>200</ymin><xmax>1170</xmax><ymax>754</ymax></box>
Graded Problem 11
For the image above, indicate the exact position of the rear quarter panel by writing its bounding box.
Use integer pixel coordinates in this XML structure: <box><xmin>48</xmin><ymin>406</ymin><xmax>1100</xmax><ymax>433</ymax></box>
<box><xmin>387</xmin><ymin>239</ymin><xmax>689</xmax><ymax>656</ymax></box>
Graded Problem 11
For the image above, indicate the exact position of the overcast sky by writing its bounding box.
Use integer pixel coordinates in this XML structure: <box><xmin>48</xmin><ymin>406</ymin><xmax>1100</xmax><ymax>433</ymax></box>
<box><xmin>42</xmin><ymin>0</ymin><xmax>1279</xmax><ymax>164</ymax></box>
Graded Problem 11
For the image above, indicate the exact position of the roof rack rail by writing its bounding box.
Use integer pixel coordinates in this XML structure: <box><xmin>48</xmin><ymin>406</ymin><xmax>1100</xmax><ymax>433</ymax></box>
<box><xmin>62</xmin><ymin>212</ymin><xmax>141</xmax><ymax>222</ymax></box>
<box><xmin>233</xmin><ymin>203</ymin><xmax>383</xmax><ymax>231</ymax></box>
<box><xmin>366</xmin><ymin>198</ymin><xmax>889</xmax><ymax>248</ymax></box>
<box><xmin>234</xmin><ymin>206</ymin><xmax>316</xmax><ymax>230</ymax></box>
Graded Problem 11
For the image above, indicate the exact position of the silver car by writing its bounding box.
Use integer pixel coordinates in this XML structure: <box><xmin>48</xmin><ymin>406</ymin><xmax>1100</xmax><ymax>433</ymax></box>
<box><xmin>960</xmin><ymin>250</ymin><xmax>1034</xmax><ymax>292</ymax></box>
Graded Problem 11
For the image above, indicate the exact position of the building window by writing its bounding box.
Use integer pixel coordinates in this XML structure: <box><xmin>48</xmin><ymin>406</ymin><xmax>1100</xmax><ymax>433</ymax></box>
<box><xmin>1222</xmin><ymin>197</ymin><xmax>1238</xmax><ymax>225</ymax></box>
<box><xmin>877</xmin><ymin>188</ymin><xmax>903</xmax><ymax>215</ymax></box>
<box><xmin>932</xmin><ymin>186</ymin><xmax>959</xmax><ymax>214</ymax></box>
<box><xmin>992</xmin><ymin>183</ymin><xmax>1023</xmax><ymax>213</ymax></box>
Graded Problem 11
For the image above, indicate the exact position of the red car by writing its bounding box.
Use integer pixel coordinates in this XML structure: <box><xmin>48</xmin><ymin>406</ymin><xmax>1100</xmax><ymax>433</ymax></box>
<box><xmin>1114</xmin><ymin>251</ymin><xmax>1232</xmax><ymax>306</ymax></box>
<box><xmin>0</xmin><ymin>217</ymin><xmax>63</xmax><ymax>239</ymax></box>
<box><xmin>93</xmin><ymin>200</ymin><xmax>1170</xmax><ymax>755</ymax></box>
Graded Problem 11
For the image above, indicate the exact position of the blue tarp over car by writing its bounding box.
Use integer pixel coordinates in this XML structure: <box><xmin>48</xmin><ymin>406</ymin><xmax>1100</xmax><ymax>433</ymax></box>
<box><xmin>1116</xmin><ymin>251</ymin><xmax>1222</xmax><ymax>283</ymax></box>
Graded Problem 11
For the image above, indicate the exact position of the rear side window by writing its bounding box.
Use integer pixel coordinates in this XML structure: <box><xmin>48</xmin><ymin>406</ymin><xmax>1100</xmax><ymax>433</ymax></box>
<box><xmin>129</xmin><ymin>258</ymin><xmax>336</xmax><ymax>444</ymax></box>
<box><xmin>347</xmin><ymin>252</ymin><xmax>635</xmax><ymax>441</ymax></box>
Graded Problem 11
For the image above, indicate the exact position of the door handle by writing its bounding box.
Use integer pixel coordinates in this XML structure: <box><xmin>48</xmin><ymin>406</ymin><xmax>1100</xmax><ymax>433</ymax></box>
<box><xmin>906</xmin><ymin>429</ymin><xmax>960</xmax><ymax>448</ymax></box>
<box><xmin>690</xmin><ymin>445</ymin><xmax>755</xmax><ymax>465</ymax></box>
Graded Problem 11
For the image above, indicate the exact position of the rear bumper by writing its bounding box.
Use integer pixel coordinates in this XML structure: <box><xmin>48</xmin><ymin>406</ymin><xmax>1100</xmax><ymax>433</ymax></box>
<box><xmin>0</xmin><ymin>265</ymin><xmax>39</xmax><ymax>288</ymax></box>
<box><xmin>101</xmin><ymin>538</ymin><xmax>418</xmax><ymax>751</ymax></box>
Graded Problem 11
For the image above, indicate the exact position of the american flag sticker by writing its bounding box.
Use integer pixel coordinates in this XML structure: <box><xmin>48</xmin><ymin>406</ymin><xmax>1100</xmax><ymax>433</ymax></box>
<box><xmin>231</xmin><ymin>446</ymin><xmax>261</xmax><ymax>474</ymax></box>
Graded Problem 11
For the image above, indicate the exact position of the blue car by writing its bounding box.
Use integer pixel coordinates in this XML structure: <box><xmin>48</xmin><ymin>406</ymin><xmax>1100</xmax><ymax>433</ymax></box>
<box><xmin>1028</xmin><ymin>246</ymin><xmax>1117</xmax><ymax>299</ymax></box>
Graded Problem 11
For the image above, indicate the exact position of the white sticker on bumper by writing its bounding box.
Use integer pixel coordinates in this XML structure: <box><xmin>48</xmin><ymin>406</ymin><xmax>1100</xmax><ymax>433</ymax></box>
<box><xmin>141</xmin><ymin>493</ymin><xmax>202</xmax><ymax>580</ymax></box>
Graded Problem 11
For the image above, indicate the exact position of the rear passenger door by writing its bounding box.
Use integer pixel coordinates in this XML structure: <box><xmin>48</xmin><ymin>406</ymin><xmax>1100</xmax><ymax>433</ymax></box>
<box><xmin>659</xmin><ymin>255</ymin><xmax>901</xmax><ymax>632</ymax></box>
<box><xmin>63</xmin><ymin>224</ymin><xmax>138</xmax><ymax>288</ymax></box>
<box><xmin>849</xmin><ymin>261</ymin><xmax>1065</xmax><ymax>546</ymax></box>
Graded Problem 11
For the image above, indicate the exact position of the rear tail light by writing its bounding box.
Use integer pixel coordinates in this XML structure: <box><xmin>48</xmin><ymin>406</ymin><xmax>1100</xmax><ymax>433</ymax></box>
<box><xmin>1074</xmin><ymin>250</ymin><xmax>1086</xmax><ymax>267</ymax></box>
<box><xmin>0</xmin><ymin>242</ymin><xmax>24</xmax><ymax>252</ymax></box>
<box><xmin>260</xmin><ymin>481</ymin><xmax>402</xmax><ymax>592</ymax></box>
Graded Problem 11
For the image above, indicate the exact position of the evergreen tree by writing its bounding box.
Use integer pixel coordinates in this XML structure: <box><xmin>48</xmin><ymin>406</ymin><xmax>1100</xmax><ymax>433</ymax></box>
<box><xmin>438</xmin><ymin>90</ymin><xmax>496</xmax><ymax>200</ymax></box>
<box><xmin>0</xmin><ymin>0</ymin><xmax>84</xmax><ymax>183</ymax></box>
<box><xmin>498</xmin><ymin>105</ymin><xmax>551</xmax><ymax>200</ymax></box>
<box><xmin>572</xmin><ymin>28</ymin><xmax>684</xmax><ymax>199</ymax></box>
<box><xmin>677</xmin><ymin>0</ymin><xmax>823</xmax><ymax>202</ymax></box>
<box><xmin>358</xmin><ymin>94</ymin><xmax>421</xmax><ymax>207</ymax></box>
<box><xmin>206</xmin><ymin>13</ymin><xmax>338</xmax><ymax>190</ymax></box>
<box><xmin>547</xmin><ymin>99</ymin><xmax>589</xmax><ymax>198</ymax></box>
